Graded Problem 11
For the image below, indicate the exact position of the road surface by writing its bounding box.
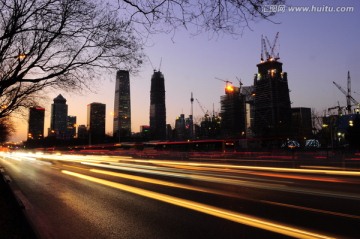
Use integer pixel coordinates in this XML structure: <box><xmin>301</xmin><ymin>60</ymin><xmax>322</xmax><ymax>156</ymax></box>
<box><xmin>0</xmin><ymin>152</ymin><xmax>359</xmax><ymax>239</ymax></box>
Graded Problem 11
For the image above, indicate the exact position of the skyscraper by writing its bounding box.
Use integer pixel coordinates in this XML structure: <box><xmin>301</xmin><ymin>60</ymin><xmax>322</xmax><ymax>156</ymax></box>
<box><xmin>50</xmin><ymin>94</ymin><xmax>68</xmax><ymax>139</ymax></box>
<box><xmin>150</xmin><ymin>70</ymin><xmax>166</xmax><ymax>140</ymax></box>
<box><xmin>28</xmin><ymin>107</ymin><xmax>45</xmax><ymax>140</ymax></box>
<box><xmin>87</xmin><ymin>102</ymin><xmax>106</xmax><ymax>143</ymax></box>
<box><xmin>113</xmin><ymin>70</ymin><xmax>131</xmax><ymax>141</ymax></box>
<box><xmin>253</xmin><ymin>51</ymin><xmax>292</xmax><ymax>146</ymax></box>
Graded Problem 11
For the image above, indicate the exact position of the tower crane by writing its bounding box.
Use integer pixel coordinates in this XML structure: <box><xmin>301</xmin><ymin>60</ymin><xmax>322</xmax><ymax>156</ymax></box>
<box><xmin>328</xmin><ymin>101</ymin><xmax>344</xmax><ymax>116</ymax></box>
<box><xmin>236</xmin><ymin>76</ymin><xmax>243</xmax><ymax>89</ymax></box>
<box><xmin>215</xmin><ymin>77</ymin><xmax>235</xmax><ymax>94</ymax></box>
<box><xmin>215</xmin><ymin>77</ymin><xmax>233</xmax><ymax>85</ymax></box>
<box><xmin>261</xmin><ymin>32</ymin><xmax>280</xmax><ymax>61</ymax></box>
<box><xmin>195</xmin><ymin>99</ymin><xmax>209</xmax><ymax>117</ymax></box>
<box><xmin>333</xmin><ymin>71</ymin><xmax>359</xmax><ymax>114</ymax></box>
<box><xmin>261</xmin><ymin>35</ymin><xmax>270</xmax><ymax>61</ymax></box>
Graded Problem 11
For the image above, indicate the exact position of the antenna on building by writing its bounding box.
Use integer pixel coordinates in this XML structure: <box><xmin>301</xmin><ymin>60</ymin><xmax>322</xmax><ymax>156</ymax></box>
<box><xmin>147</xmin><ymin>56</ymin><xmax>155</xmax><ymax>71</ymax></box>
<box><xmin>190</xmin><ymin>92</ymin><xmax>194</xmax><ymax>116</ymax></box>
<box><xmin>158</xmin><ymin>57</ymin><xmax>162</xmax><ymax>72</ymax></box>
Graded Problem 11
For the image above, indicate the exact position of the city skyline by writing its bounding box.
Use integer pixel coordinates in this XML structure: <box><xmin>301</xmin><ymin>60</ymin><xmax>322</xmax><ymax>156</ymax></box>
<box><xmin>10</xmin><ymin>0</ymin><xmax>360</xmax><ymax>142</ymax></box>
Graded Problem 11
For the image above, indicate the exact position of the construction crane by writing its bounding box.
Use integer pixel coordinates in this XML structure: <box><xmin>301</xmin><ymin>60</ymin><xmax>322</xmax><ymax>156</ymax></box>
<box><xmin>215</xmin><ymin>77</ymin><xmax>233</xmax><ymax>85</ymax></box>
<box><xmin>215</xmin><ymin>77</ymin><xmax>235</xmax><ymax>94</ymax></box>
<box><xmin>328</xmin><ymin>101</ymin><xmax>344</xmax><ymax>116</ymax></box>
<box><xmin>267</xmin><ymin>32</ymin><xmax>280</xmax><ymax>60</ymax></box>
<box><xmin>195</xmin><ymin>98</ymin><xmax>209</xmax><ymax>117</ymax></box>
<box><xmin>261</xmin><ymin>35</ymin><xmax>269</xmax><ymax>61</ymax></box>
<box><xmin>235</xmin><ymin>76</ymin><xmax>243</xmax><ymax>90</ymax></box>
<box><xmin>261</xmin><ymin>32</ymin><xmax>280</xmax><ymax>61</ymax></box>
<box><xmin>333</xmin><ymin>71</ymin><xmax>359</xmax><ymax>114</ymax></box>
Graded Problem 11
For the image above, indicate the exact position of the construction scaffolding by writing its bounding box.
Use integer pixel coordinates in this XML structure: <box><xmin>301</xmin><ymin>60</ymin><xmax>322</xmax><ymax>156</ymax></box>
<box><xmin>220</xmin><ymin>85</ymin><xmax>246</xmax><ymax>139</ymax></box>
<box><xmin>253</xmin><ymin>56</ymin><xmax>292</xmax><ymax>146</ymax></box>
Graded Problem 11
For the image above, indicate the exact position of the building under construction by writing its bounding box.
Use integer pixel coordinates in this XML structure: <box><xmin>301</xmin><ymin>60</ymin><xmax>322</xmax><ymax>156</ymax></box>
<box><xmin>220</xmin><ymin>84</ymin><xmax>246</xmax><ymax>139</ymax></box>
<box><xmin>253</xmin><ymin>33</ymin><xmax>292</xmax><ymax>146</ymax></box>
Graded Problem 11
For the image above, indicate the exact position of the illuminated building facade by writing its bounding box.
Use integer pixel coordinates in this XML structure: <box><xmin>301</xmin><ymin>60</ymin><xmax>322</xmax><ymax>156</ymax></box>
<box><xmin>113</xmin><ymin>70</ymin><xmax>131</xmax><ymax>141</ymax></box>
<box><xmin>150</xmin><ymin>70</ymin><xmax>166</xmax><ymax>140</ymax></box>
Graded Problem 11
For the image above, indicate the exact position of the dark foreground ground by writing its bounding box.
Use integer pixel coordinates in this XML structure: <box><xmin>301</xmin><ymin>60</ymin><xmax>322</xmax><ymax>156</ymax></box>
<box><xmin>0</xmin><ymin>173</ymin><xmax>37</xmax><ymax>239</ymax></box>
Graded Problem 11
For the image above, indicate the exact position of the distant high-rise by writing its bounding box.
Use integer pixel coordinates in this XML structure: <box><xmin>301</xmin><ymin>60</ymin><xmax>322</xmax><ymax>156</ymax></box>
<box><xmin>87</xmin><ymin>102</ymin><xmax>106</xmax><ymax>143</ymax></box>
<box><xmin>291</xmin><ymin>107</ymin><xmax>313</xmax><ymax>143</ymax></box>
<box><xmin>150</xmin><ymin>70</ymin><xmax>166</xmax><ymax>140</ymax></box>
<box><xmin>77</xmin><ymin>125</ymin><xmax>88</xmax><ymax>139</ymax></box>
<box><xmin>253</xmin><ymin>36</ymin><xmax>291</xmax><ymax>145</ymax></box>
<box><xmin>28</xmin><ymin>107</ymin><xmax>45</xmax><ymax>140</ymax></box>
<box><xmin>113</xmin><ymin>70</ymin><xmax>131</xmax><ymax>141</ymax></box>
<box><xmin>66</xmin><ymin>116</ymin><xmax>77</xmax><ymax>139</ymax></box>
<box><xmin>50</xmin><ymin>94</ymin><xmax>68</xmax><ymax>139</ymax></box>
<box><xmin>220</xmin><ymin>84</ymin><xmax>246</xmax><ymax>138</ymax></box>
<box><xmin>241</xmin><ymin>85</ymin><xmax>255</xmax><ymax>137</ymax></box>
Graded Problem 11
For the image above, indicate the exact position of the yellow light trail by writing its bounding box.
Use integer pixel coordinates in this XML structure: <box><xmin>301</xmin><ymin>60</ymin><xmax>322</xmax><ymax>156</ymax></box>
<box><xmin>91</xmin><ymin>169</ymin><xmax>359</xmax><ymax>220</ymax></box>
<box><xmin>146</xmin><ymin>160</ymin><xmax>360</xmax><ymax>177</ymax></box>
<box><xmin>82</xmin><ymin>162</ymin><xmax>283</xmax><ymax>190</ymax></box>
<box><xmin>82</xmin><ymin>161</ymin><xmax>360</xmax><ymax>200</ymax></box>
<box><xmin>62</xmin><ymin>170</ymin><xmax>335</xmax><ymax>239</ymax></box>
<box><xmin>90</xmin><ymin>169</ymin><xmax>240</xmax><ymax>198</ymax></box>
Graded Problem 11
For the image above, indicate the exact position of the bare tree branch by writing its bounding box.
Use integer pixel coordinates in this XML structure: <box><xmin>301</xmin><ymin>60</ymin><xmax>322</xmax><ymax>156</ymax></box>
<box><xmin>0</xmin><ymin>0</ymin><xmax>144</xmax><ymax>118</ymax></box>
<box><xmin>116</xmin><ymin>0</ymin><xmax>284</xmax><ymax>35</ymax></box>
<box><xmin>0</xmin><ymin>0</ymin><xmax>283</xmax><ymax>119</ymax></box>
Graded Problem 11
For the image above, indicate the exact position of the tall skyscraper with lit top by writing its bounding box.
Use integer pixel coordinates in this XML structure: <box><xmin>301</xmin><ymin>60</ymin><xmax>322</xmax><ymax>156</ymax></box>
<box><xmin>113</xmin><ymin>70</ymin><xmax>131</xmax><ymax>141</ymax></box>
<box><xmin>150</xmin><ymin>70</ymin><xmax>166</xmax><ymax>140</ymax></box>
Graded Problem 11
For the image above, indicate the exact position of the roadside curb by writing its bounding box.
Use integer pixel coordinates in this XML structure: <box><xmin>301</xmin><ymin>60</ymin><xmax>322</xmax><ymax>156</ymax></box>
<box><xmin>0</xmin><ymin>166</ymin><xmax>39</xmax><ymax>239</ymax></box>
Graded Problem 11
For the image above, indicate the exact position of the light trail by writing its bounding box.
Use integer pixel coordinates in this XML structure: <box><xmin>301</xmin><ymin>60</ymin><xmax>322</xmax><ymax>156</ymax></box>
<box><xmin>82</xmin><ymin>161</ymin><xmax>360</xmax><ymax>200</ymax></box>
<box><xmin>81</xmin><ymin>161</ymin><xmax>287</xmax><ymax>191</ymax></box>
<box><xmin>62</xmin><ymin>170</ymin><xmax>335</xmax><ymax>239</ymax></box>
<box><xmin>149</xmin><ymin>163</ymin><xmax>354</xmax><ymax>184</ymax></box>
<box><xmin>247</xmin><ymin>172</ymin><xmax>347</xmax><ymax>183</ymax></box>
<box><xmin>4</xmin><ymin>152</ymin><xmax>359</xmax><ymax>177</ymax></box>
<box><xmin>91</xmin><ymin>169</ymin><xmax>360</xmax><ymax>220</ymax></box>
<box><xmin>145</xmin><ymin>160</ymin><xmax>360</xmax><ymax>176</ymax></box>
<box><xmin>90</xmin><ymin>169</ymin><xmax>241</xmax><ymax>198</ymax></box>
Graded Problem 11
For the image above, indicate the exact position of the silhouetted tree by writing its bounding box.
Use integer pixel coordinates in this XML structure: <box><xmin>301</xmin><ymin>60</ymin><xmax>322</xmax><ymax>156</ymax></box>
<box><xmin>0</xmin><ymin>0</ymin><xmax>283</xmax><ymax>119</ymax></box>
<box><xmin>0</xmin><ymin>0</ymin><xmax>144</xmax><ymax>118</ymax></box>
<box><xmin>0</xmin><ymin>117</ymin><xmax>14</xmax><ymax>143</ymax></box>
<box><xmin>115</xmin><ymin>0</ymin><xmax>284</xmax><ymax>35</ymax></box>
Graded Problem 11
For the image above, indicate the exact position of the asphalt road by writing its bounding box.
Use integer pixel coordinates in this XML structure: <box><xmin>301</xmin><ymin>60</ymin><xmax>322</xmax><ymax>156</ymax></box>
<box><xmin>0</xmin><ymin>152</ymin><xmax>359</xmax><ymax>239</ymax></box>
